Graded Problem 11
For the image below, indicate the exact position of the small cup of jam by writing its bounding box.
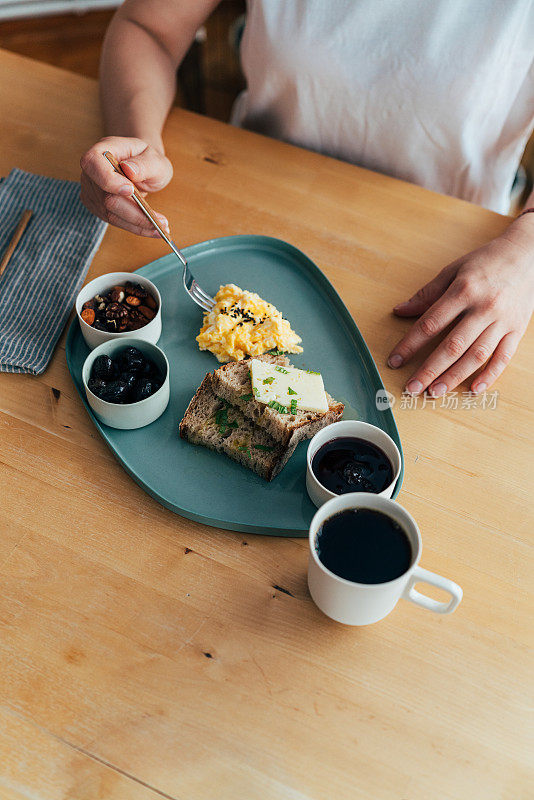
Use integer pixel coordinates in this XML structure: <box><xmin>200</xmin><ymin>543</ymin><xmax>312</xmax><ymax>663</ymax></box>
<box><xmin>306</xmin><ymin>420</ymin><xmax>402</xmax><ymax>508</ymax></box>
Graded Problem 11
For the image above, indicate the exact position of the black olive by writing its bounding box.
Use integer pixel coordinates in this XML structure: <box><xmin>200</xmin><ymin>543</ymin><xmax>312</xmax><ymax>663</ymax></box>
<box><xmin>140</xmin><ymin>360</ymin><xmax>155</xmax><ymax>378</ymax></box>
<box><xmin>118</xmin><ymin>346</ymin><xmax>145</xmax><ymax>373</ymax></box>
<box><xmin>121</xmin><ymin>373</ymin><xmax>137</xmax><ymax>392</ymax></box>
<box><xmin>92</xmin><ymin>355</ymin><xmax>115</xmax><ymax>381</ymax></box>
<box><xmin>88</xmin><ymin>377</ymin><xmax>107</xmax><ymax>398</ymax></box>
<box><xmin>100</xmin><ymin>379</ymin><xmax>130</xmax><ymax>404</ymax></box>
<box><xmin>115</xmin><ymin>373</ymin><xmax>137</xmax><ymax>402</ymax></box>
<box><xmin>132</xmin><ymin>378</ymin><xmax>157</xmax><ymax>402</ymax></box>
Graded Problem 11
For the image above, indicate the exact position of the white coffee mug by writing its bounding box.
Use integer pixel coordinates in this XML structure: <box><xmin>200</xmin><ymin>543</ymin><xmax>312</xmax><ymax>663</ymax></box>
<box><xmin>308</xmin><ymin>493</ymin><xmax>463</xmax><ymax>625</ymax></box>
<box><xmin>306</xmin><ymin>420</ymin><xmax>402</xmax><ymax>507</ymax></box>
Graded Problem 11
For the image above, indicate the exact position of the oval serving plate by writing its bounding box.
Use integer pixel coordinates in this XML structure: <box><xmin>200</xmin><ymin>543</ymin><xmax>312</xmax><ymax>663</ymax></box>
<box><xmin>66</xmin><ymin>235</ymin><xmax>404</xmax><ymax>536</ymax></box>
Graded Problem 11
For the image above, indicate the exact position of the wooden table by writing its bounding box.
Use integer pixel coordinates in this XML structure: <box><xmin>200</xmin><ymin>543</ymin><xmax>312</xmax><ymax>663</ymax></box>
<box><xmin>1</xmin><ymin>49</ymin><xmax>532</xmax><ymax>800</ymax></box>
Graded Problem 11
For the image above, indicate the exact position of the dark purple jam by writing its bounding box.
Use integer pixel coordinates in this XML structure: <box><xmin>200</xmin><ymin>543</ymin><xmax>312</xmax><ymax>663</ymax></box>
<box><xmin>312</xmin><ymin>436</ymin><xmax>393</xmax><ymax>495</ymax></box>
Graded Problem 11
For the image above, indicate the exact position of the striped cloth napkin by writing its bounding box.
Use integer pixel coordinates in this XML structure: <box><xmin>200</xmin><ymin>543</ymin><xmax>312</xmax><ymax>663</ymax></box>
<box><xmin>0</xmin><ymin>168</ymin><xmax>107</xmax><ymax>374</ymax></box>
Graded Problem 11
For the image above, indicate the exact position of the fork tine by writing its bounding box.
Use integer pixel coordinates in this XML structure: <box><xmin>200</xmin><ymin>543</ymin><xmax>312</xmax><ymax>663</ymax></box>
<box><xmin>190</xmin><ymin>294</ymin><xmax>211</xmax><ymax>312</ymax></box>
<box><xmin>191</xmin><ymin>297</ymin><xmax>211</xmax><ymax>312</ymax></box>
<box><xmin>189</xmin><ymin>278</ymin><xmax>214</xmax><ymax>304</ymax></box>
<box><xmin>189</xmin><ymin>285</ymin><xmax>213</xmax><ymax>312</ymax></box>
<box><xmin>192</xmin><ymin>283</ymin><xmax>215</xmax><ymax>305</ymax></box>
<box><xmin>182</xmin><ymin>269</ymin><xmax>214</xmax><ymax>307</ymax></box>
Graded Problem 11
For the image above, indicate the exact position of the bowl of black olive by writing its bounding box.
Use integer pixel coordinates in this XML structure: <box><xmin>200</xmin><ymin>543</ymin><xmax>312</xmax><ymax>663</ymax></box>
<box><xmin>82</xmin><ymin>340</ymin><xmax>170</xmax><ymax>429</ymax></box>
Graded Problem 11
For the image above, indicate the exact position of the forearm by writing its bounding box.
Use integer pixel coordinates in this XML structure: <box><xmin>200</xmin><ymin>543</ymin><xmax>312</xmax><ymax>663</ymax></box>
<box><xmin>504</xmin><ymin>187</ymin><xmax>534</xmax><ymax>253</ymax></box>
<box><xmin>100</xmin><ymin>18</ymin><xmax>176</xmax><ymax>151</ymax></box>
<box><xmin>99</xmin><ymin>0</ymin><xmax>219</xmax><ymax>151</ymax></box>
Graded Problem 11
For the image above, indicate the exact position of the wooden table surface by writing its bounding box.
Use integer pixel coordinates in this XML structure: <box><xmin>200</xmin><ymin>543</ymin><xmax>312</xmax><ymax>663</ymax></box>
<box><xmin>1</xmin><ymin>49</ymin><xmax>532</xmax><ymax>800</ymax></box>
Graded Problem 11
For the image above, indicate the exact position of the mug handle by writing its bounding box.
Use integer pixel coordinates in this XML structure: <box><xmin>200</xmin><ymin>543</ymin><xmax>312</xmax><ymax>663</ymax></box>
<box><xmin>403</xmin><ymin>566</ymin><xmax>463</xmax><ymax>614</ymax></box>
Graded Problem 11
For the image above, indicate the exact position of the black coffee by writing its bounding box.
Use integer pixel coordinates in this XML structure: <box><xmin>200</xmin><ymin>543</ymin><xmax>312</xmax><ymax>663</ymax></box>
<box><xmin>311</xmin><ymin>437</ymin><xmax>393</xmax><ymax>495</ymax></box>
<box><xmin>316</xmin><ymin>508</ymin><xmax>412</xmax><ymax>584</ymax></box>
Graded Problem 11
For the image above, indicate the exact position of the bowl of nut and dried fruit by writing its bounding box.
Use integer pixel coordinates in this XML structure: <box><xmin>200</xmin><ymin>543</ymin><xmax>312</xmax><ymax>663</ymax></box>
<box><xmin>75</xmin><ymin>272</ymin><xmax>161</xmax><ymax>349</ymax></box>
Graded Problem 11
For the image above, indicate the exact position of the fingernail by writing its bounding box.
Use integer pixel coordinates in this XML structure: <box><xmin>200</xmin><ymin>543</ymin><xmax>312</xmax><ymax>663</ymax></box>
<box><xmin>156</xmin><ymin>214</ymin><xmax>169</xmax><ymax>229</ymax></box>
<box><xmin>430</xmin><ymin>382</ymin><xmax>447</xmax><ymax>397</ymax></box>
<box><xmin>122</xmin><ymin>159</ymin><xmax>138</xmax><ymax>174</ymax></box>
<box><xmin>394</xmin><ymin>301</ymin><xmax>409</xmax><ymax>311</ymax></box>
<box><xmin>388</xmin><ymin>354</ymin><xmax>403</xmax><ymax>368</ymax></box>
<box><xmin>473</xmin><ymin>382</ymin><xmax>487</xmax><ymax>394</ymax></box>
<box><xmin>406</xmin><ymin>380</ymin><xmax>423</xmax><ymax>395</ymax></box>
<box><xmin>118</xmin><ymin>185</ymin><xmax>133</xmax><ymax>197</ymax></box>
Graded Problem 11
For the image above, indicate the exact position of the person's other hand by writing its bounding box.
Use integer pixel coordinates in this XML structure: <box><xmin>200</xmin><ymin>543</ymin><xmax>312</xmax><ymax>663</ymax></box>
<box><xmin>80</xmin><ymin>136</ymin><xmax>173</xmax><ymax>236</ymax></box>
<box><xmin>387</xmin><ymin>220</ymin><xmax>534</xmax><ymax>396</ymax></box>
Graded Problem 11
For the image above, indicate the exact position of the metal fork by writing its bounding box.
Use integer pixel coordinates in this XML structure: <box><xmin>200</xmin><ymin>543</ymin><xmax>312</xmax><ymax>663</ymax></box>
<box><xmin>103</xmin><ymin>151</ymin><xmax>215</xmax><ymax>312</ymax></box>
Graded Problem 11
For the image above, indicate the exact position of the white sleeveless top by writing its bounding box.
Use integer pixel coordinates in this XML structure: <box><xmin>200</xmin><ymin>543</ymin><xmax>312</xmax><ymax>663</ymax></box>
<box><xmin>232</xmin><ymin>0</ymin><xmax>534</xmax><ymax>213</ymax></box>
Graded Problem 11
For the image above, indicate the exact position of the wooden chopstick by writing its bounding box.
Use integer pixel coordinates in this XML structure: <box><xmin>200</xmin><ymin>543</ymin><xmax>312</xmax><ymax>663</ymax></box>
<box><xmin>0</xmin><ymin>209</ymin><xmax>33</xmax><ymax>278</ymax></box>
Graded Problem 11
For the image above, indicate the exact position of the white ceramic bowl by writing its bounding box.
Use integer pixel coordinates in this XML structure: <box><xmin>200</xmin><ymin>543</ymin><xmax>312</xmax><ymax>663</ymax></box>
<box><xmin>306</xmin><ymin>420</ymin><xmax>402</xmax><ymax>508</ymax></box>
<box><xmin>76</xmin><ymin>271</ymin><xmax>162</xmax><ymax>350</ymax></box>
<box><xmin>82</xmin><ymin>338</ymin><xmax>170</xmax><ymax>430</ymax></box>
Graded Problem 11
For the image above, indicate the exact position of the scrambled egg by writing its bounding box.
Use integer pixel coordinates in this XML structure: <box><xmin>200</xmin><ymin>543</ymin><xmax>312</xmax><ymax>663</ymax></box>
<box><xmin>196</xmin><ymin>284</ymin><xmax>303</xmax><ymax>363</ymax></box>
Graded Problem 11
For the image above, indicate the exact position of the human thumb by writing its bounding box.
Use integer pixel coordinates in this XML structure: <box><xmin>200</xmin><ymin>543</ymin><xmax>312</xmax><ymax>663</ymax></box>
<box><xmin>120</xmin><ymin>148</ymin><xmax>173</xmax><ymax>193</ymax></box>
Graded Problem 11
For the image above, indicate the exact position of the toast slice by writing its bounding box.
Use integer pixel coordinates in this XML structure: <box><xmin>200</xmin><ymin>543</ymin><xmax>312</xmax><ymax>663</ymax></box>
<box><xmin>179</xmin><ymin>374</ymin><xmax>297</xmax><ymax>481</ymax></box>
<box><xmin>210</xmin><ymin>354</ymin><xmax>345</xmax><ymax>448</ymax></box>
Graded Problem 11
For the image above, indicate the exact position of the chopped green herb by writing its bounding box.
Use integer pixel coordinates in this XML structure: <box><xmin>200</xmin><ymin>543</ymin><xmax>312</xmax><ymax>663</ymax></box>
<box><xmin>275</xmin><ymin>366</ymin><xmax>289</xmax><ymax>374</ymax></box>
<box><xmin>306</xmin><ymin>370</ymin><xmax>320</xmax><ymax>375</ymax></box>
<box><xmin>290</xmin><ymin>399</ymin><xmax>298</xmax><ymax>414</ymax></box>
<box><xmin>240</xmin><ymin>393</ymin><xmax>253</xmax><ymax>401</ymax></box>
<box><xmin>252</xmin><ymin>386</ymin><xmax>260</xmax><ymax>396</ymax></box>
<box><xmin>238</xmin><ymin>445</ymin><xmax>252</xmax><ymax>458</ymax></box>
<box><xmin>254</xmin><ymin>444</ymin><xmax>274</xmax><ymax>451</ymax></box>
<box><xmin>215</xmin><ymin>406</ymin><xmax>228</xmax><ymax>434</ymax></box>
<box><xmin>227</xmin><ymin>419</ymin><xmax>239</xmax><ymax>429</ymax></box>
<box><xmin>287</xmin><ymin>386</ymin><xmax>298</xmax><ymax>395</ymax></box>
<box><xmin>268</xmin><ymin>400</ymin><xmax>288</xmax><ymax>413</ymax></box>
<box><xmin>269</xmin><ymin>349</ymin><xmax>286</xmax><ymax>355</ymax></box>
<box><xmin>263</xmin><ymin>377</ymin><xmax>275</xmax><ymax>384</ymax></box>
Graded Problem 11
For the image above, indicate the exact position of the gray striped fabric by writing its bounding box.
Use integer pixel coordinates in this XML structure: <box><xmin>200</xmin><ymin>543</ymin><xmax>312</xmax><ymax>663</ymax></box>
<box><xmin>0</xmin><ymin>168</ymin><xmax>107</xmax><ymax>374</ymax></box>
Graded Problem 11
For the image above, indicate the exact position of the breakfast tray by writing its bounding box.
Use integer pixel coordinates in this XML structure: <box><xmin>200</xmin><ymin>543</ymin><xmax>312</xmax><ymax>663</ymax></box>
<box><xmin>66</xmin><ymin>235</ymin><xmax>404</xmax><ymax>536</ymax></box>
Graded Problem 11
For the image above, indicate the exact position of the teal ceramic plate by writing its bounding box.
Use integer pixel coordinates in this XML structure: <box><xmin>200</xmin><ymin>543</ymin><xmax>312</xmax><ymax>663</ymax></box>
<box><xmin>66</xmin><ymin>235</ymin><xmax>403</xmax><ymax>536</ymax></box>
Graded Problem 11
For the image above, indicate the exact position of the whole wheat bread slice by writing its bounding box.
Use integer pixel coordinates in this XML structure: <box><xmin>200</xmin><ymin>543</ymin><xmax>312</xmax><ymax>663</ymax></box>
<box><xmin>210</xmin><ymin>354</ymin><xmax>344</xmax><ymax>448</ymax></box>
<box><xmin>179</xmin><ymin>374</ymin><xmax>297</xmax><ymax>481</ymax></box>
